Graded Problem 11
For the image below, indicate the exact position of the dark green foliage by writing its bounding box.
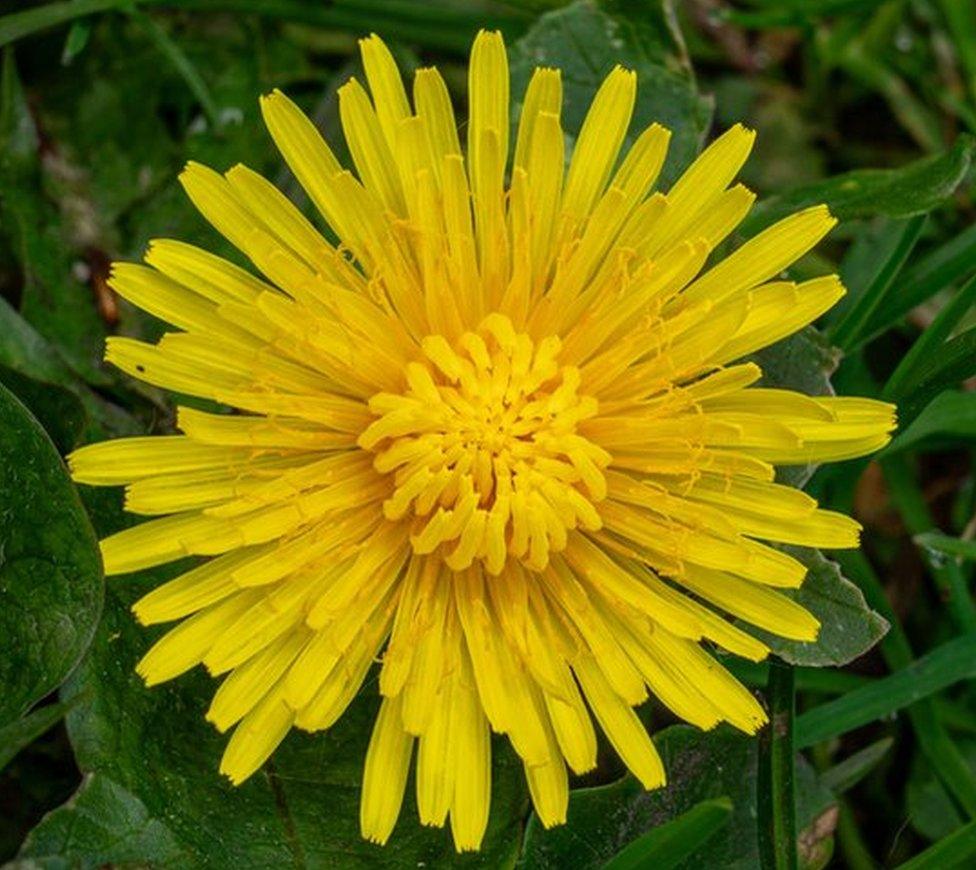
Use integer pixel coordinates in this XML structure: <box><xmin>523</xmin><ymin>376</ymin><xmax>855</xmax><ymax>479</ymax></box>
<box><xmin>796</xmin><ymin>634</ymin><xmax>976</xmax><ymax>748</ymax></box>
<box><xmin>0</xmin><ymin>365</ymin><xmax>86</xmax><ymax>452</ymax></box>
<box><xmin>741</xmin><ymin>137</ymin><xmax>975</xmax><ymax>234</ymax></box>
<box><xmin>0</xmin><ymin>49</ymin><xmax>112</xmax><ymax>387</ymax></box>
<box><xmin>520</xmin><ymin>725</ymin><xmax>834</xmax><ymax>870</ymax></box>
<box><xmin>57</xmin><ymin>562</ymin><xmax>529</xmax><ymax>868</ymax></box>
<box><xmin>1</xmin><ymin>0</ymin><xmax>975</xmax><ymax>867</ymax></box>
<box><xmin>16</xmin><ymin>773</ymin><xmax>188</xmax><ymax>869</ymax></box>
<box><xmin>0</xmin><ymin>697</ymin><xmax>82</xmax><ymax>773</ymax></box>
<box><xmin>601</xmin><ymin>798</ymin><xmax>733</xmax><ymax>870</ymax></box>
<box><xmin>895</xmin><ymin>819</ymin><xmax>976</xmax><ymax>870</ymax></box>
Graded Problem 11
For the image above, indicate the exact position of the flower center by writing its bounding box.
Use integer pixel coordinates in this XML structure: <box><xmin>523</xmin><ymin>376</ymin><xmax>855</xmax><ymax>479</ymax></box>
<box><xmin>358</xmin><ymin>313</ymin><xmax>610</xmax><ymax>574</ymax></box>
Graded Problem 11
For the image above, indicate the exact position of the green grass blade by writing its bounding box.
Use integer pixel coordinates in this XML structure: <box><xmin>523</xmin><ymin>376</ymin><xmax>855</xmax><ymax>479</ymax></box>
<box><xmin>740</xmin><ymin>136</ymin><xmax>974</xmax><ymax>235</ymax></box>
<box><xmin>895</xmin><ymin>819</ymin><xmax>976</xmax><ymax>869</ymax></box>
<box><xmin>884</xmin><ymin>391</ymin><xmax>976</xmax><ymax>455</ymax></box>
<box><xmin>602</xmin><ymin>798</ymin><xmax>733</xmax><ymax>870</ymax></box>
<box><xmin>864</xmin><ymin>222</ymin><xmax>976</xmax><ymax>344</ymax></box>
<box><xmin>894</xmin><ymin>327</ymin><xmax>976</xmax><ymax>424</ymax></box>
<box><xmin>939</xmin><ymin>0</ymin><xmax>976</xmax><ymax>105</ymax></box>
<box><xmin>836</xmin><ymin>797</ymin><xmax>877</xmax><ymax>870</ymax></box>
<box><xmin>796</xmin><ymin>633</ymin><xmax>976</xmax><ymax>748</ymax></box>
<box><xmin>820</xmin><ymin>738</ymin><xmax>894</xmax><ymax>794</ymax></box>
<box><xmin>126</xmin><ymin>8</ymin><xmax>219</xmax><ymax>128</ymax></box>
<box><xmin>722</xmin><ymin>0</ymin><xmax>881</xmax><ymax>28</ymax></box>
<box><xmin>914</xmin><ymin>531</ymin><xmax>976</xmax><ymax>562</ymax></box>
<box><xmin>885</xmin><ymin>271</ymin><xmax>976</xmax><ymax>401</ymax></box>
<box><xmin>0</xmin><ymin>0</ymin><xmax>531</xmax><ymax>53</ymax></box>
<box><xmin>907</xmin><ymin>702</ymin><xmax>976</xmax><ymax>818</ymax></box>
<box><xmin>162</xmin><ymin>0</ymin><xmax>529</xmax><ymax>50</ymax></box>
<box><xmin>0</xmin><ymin>0</ymin><xmax>121</xmax><ymax>48</ymax></box>
<box><xmin>829</xmin><ymin>214</ymin><xmax>927</xmax><ymax>351</ymax></box>
<box><xmin>831</xmin><ymin>217</ymin><xmax>925</xmax><ymax>331</ymax></box>
<box><xmin>836</xmin><ymin>553</ymin><xmax>976</xmax><ymax>817</ymax></box>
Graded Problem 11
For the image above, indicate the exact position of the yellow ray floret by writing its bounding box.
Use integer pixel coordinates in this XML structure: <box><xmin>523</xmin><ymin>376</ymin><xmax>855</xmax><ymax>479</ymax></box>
<box><xmin>68</xmin><ymin>28</ymin><xmax>896</xmax><ymax>852</ymax></box>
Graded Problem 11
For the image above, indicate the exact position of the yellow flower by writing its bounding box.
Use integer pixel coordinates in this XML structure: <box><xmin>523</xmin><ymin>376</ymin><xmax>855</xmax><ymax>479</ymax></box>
<box><xmin>69</xmin><ymin>30</ymin><xmax>895</xmax><ymax>851</ymax></box>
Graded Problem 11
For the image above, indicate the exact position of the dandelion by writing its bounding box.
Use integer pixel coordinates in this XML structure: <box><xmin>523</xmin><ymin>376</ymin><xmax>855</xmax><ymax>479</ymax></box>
<box><xmin>68</xmin><ymin>30</ymin><xmax>896</xmax><ymax>851</ymax></box>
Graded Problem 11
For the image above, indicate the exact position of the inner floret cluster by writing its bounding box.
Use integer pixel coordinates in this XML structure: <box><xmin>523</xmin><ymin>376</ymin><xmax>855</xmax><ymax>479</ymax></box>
<box><xmin>359</xmin><ymin>313</ymin><xmax>608</xmax><ymax>574</ymax></box>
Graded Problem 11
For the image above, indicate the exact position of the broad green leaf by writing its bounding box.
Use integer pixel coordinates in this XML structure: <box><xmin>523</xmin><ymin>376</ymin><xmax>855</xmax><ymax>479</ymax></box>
<box><xmin>741</xmin><ymin>134</ymin><xmax>975</xmax><ymax>235</ymax></box>
<box><xmin>519</xmin><ymin>725</ymin><xmax>834</xmax><ymax>870</ymax></box>
<box><xmin>16</xmin><ymin>773</ymin><xmax>187</xmax><ymax>868</ymax></box>
<box><xmin>754</xmin><ymin>327</ymin><xmax>838</xmax><ymax>400</ymax></box>
<box><xmin>0</xmin><ymin>382</ymin><xmax>102</xmax><ymax>728</ymax></box>
<box><xmin>749</xmin><ymin>548</ymin><xmax>887</xmax><ymax>668</ymax></box>
<box><xmin>509</xmin><ymin>0</ymin><xmax>713</xmax><ymax>187</ymax></box>
<box><xmin>603</xmin><ymin>798</ymin><xmax>732</xmax><ymax>870</ymax></box>
<box><xmin>56</xmin><ymin>489</ymin><xmax>528</xmax><ymax>869</ymax></box>
<box><xmin>0</xmin><ymin>364</ymin><xmax>86</xmax><ymax>453</ymax></box>
<box><xmin>796</xmin><ymin>633</ymin><xmax>976</xmax><ymax>748</ymax></box>
<box><xmin>0</xmin><ymin>697</ymin><xmax>82</xmax><ymax>772</ymax></box>
<box><xmin>819</xmin><ymin>738</ymin><xmax>893</xmax><ymax>794</ymax></box>
<box><xmin>913</xmin><ymin>531</ymin><xmax>976</xmax><ymax>562</ymax></box>
<box><xmin>885</xmin><ymin>390</ymin><xmax>976</xmax><ymax>456</ymax></box>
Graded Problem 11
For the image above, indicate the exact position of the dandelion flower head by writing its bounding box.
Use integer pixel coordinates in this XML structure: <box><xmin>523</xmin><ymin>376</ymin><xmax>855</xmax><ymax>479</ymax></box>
<box><xmin>69</xmin><ymin>31</ymin><xmax>896</xmax><ymax>851</ymax></box>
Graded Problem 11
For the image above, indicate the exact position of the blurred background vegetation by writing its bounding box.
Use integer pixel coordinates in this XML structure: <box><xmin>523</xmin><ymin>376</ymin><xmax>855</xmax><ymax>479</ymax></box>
<box><xmin>1</xmin><ymin>1</ymin><xmax>976</xmax><ymax>868</ymax></box>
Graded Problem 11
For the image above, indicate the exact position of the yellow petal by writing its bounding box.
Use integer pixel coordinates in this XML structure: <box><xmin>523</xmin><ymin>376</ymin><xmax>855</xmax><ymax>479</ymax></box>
<box><xmin>574</xmin><ymin>654</ymin><xmax>666</xmax><ymax>789</ymax></box>
<box><xmin>219</xmin><ymin>683</ymin><xmax>295</xmax><ymax>784</ymax></box>
<box><xmin>562</xmin><ymin>66</ymin><xmax>636</xmax><ymax>219</ymax></box>
<box><xmin>360</xmin><ymin>694</ymin><xmax>414</xmax><ymax>845</ymax></box>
